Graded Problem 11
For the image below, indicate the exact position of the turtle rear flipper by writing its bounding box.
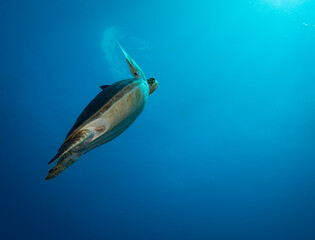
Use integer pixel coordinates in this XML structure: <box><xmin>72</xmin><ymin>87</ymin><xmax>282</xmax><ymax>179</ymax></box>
<box><xmin>45</xmin><ymin>152</ymin><xmax>81</xmax><ymax>180</ymax></box>
<box><xmin>49</xmin><ymin>129</ymin><xmax>93</xmax><ymax>165</ymax></box>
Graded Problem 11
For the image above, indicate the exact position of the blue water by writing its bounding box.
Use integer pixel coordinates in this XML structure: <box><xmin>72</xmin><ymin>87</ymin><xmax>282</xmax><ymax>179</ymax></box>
<box><xmin>1</xmin><ymin>0</ymin><xmax>315</xmax><ymax>239</ymax></box>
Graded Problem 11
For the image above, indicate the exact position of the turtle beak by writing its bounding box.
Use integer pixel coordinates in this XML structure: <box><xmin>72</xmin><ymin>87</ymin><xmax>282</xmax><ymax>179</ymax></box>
<box><xmin>149</xmin><ymin>80</ymin><xmax>158</xmax><ymax>95</ymax></box>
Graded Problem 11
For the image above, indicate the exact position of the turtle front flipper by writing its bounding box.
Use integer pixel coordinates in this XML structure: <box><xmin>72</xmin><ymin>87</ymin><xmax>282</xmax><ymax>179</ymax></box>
<box><xmin>45</xmin><ymin>151</ymin><xmax>82</xmax><ymax>180</ymax></box>
<box><xmin>49</xmin><ymin>129</ymin><xmax>93</xmax><ymax>165</ymax></box>
<box><xmin>117</xmin><ymin>41</ymin><xmax>146</xmax><ymax>80</ymax></box>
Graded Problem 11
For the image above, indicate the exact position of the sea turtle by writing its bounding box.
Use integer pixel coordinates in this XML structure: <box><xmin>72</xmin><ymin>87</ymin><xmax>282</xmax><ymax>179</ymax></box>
<box><xmin>45</xmin><ymin>42</ymin><xmax>158</xmax><ymax>180</ymax></box>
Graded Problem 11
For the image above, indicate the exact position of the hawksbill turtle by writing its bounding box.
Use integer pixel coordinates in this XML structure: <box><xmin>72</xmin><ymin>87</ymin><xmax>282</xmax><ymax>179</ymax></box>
<box><xmin>45</xmin><ymin>42</ymin><xmax>158</xmax><ymax>180</ymax></box>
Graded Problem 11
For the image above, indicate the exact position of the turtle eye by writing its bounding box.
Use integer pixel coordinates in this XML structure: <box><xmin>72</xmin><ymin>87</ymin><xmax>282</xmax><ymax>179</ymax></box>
<box><xmin>148</xmin><ymin>78</ymin><xmax>155</xmax><ymax>85</ymax></box>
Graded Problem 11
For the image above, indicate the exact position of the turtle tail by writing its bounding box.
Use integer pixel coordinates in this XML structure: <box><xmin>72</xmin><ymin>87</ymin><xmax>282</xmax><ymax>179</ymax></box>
<box><xmin>45</xmin><ymin>151</ymin><xmax>82</xmax><ymax>180</ymax></box>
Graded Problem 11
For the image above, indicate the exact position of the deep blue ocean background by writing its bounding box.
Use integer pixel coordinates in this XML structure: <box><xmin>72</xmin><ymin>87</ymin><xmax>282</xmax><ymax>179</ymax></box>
<box><xmin>1</xmin><ymin>0</ymin><xmax>315</xmax><ymax>239</ymax></box>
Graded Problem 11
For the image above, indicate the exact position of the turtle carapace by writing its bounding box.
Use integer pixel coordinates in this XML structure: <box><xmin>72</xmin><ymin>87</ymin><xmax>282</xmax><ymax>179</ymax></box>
<box><xmin>45</xmin><ymin>42</ymin><xmax>158</xmax><ymax>180</ymax></box>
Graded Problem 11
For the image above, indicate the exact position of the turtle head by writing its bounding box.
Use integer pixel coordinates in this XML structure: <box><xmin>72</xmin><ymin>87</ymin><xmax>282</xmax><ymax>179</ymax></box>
<box><xmin>147</xmin><ymin>78</ymin><xmax>158</xmax><ymax>95</ymax></box>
